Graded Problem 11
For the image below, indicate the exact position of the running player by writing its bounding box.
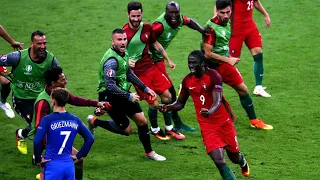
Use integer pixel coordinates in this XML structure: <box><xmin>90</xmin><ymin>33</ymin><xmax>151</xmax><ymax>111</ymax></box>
<box><xmin>158</xmin><ymin>50</ymin><xmax>250</xmax><ymax>179</ymax></box>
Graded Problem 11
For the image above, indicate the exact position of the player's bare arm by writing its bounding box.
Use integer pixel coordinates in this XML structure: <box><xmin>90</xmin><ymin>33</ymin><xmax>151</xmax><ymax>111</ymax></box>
<box><xmin>253</xmin><ymin>0</ymin><xmax>271</xmax><ymax>28</ymax></box>
<box><xmin>158</xmin><ymin>78</ymin><xmax>189</xmax><ymax>112</ymax></box>
<box><xmin>152</xmin><ymin>41</ymin><xmax>176</xmax><ymax>70</ymax></box>
<box><xmin>200</xmin><ymin>91</ymin><xmax>222</xmax><ymax>117</ymax></box>
<box><xmin>166</xmin><ymin>93</ymin><xmax>189</xmax><ymax>112</ymax></box>
<box><xmin>203</xmin><ymin>43</ymin><xmax>239</xmax><ymax>65</ymax></box>
<box><xmin>0</xmin><ymin>25</ymin><xmax>24</xmax><ymax>50</ymax></box>
<box><xmin>187</xmin><ymin>18</ymin><xmax>210</xmax><ymax>35</ymax></box>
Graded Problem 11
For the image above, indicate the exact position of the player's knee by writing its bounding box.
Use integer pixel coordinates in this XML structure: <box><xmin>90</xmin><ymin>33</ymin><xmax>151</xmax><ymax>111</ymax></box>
<box><xmin>250</xmin><ymin>47</ymin><xmax>262</xmax><ymax>56</ymax></box>
<box><xmin>160</xmin><ymin>90</ymin><xmax>172</xmax><ymax>104</ymax></box>
<box><xmin>212</xmin><ymin>156</ymin><xmax>226</xmax><ymax>169</ymax></box>
<box><xmin>123</xmin><ymin>125</ymin><xmax>134</xmax><ymax>135</ymax></box>
<box><xmin>135</xmin><ymin>118</ymin><xmax>147</xmax><ymax>126</ymax></box>
<box><xmin>234</xmin><ymin>83</ymin><xmax>248</xmax><ymax>96</ymax></box>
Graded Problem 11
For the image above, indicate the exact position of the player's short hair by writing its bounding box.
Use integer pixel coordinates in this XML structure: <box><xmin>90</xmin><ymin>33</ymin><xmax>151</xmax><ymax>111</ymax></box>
<box><xmin>51</xmin><ymin>87</ymin><xmax>69</xmax><ymax>107</ymax></box>
<box><xmin>216</xmin><ymin>0</ymin><xmax>232</xmax><ymax>10</ymax></box>
<box><xmin>127</xmin><ymin>1</ymin><xmax>143</xmax><ymax>13</ymax></box>
<box><xmin>31</xmin><ymin>30</ymin><xmax>45</xmax><ymax>41</ymax></box>
<box><xmin>45</xmin><ymin>66</ymin><xmax>63</xmax><ymax>86</ymax></box>
<box><xmin>188</xmin><ymin>50</ymin><xmax>206</xmax><ymax>63</ymax></box>
<box><xmin>112</xmin><ymin>28</ymin><xmax>125</xmax><ymax>35</ymax></box>
<box><xmin>166</xmin><ymin>1</ymin><xmax>180</xmax><ymax>11</ymax></box>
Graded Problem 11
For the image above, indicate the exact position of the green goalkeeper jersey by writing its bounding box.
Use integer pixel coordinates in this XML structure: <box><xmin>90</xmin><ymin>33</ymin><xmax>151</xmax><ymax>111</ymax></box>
<box><xmin>98</xmin><ymin>48</ymin><xmax>130</xmax><ymax>92</ymax></box>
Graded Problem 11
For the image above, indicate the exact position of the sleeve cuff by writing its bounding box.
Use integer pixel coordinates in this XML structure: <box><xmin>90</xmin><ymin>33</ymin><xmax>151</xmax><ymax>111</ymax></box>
<box><xmin>143</xmin><ymin>87</ymin><xmax>150</xmax><ymax>94</ymax></box>
<box><xmin>128</xmin><ymin>93</ymin><xmax>133</xmax><ymax>102</ymax></box>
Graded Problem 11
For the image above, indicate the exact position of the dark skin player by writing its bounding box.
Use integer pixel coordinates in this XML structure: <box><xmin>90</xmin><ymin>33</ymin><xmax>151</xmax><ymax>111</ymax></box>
<box><xmin>158</xmin><ymin>50</ymin><xmax>249</xmax><ymax>179</ymax></box>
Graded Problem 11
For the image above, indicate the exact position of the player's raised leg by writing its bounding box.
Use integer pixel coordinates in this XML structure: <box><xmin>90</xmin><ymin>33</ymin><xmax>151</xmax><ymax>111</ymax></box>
<box><xmin>232</xmin><ymin>83</ymin><xmax>273</xmax><ymax>130</ymax></box>
<box><xmin>227</xmin><ymin>151</ymin><xmax>250</xmax><ymax>178</ymax></box>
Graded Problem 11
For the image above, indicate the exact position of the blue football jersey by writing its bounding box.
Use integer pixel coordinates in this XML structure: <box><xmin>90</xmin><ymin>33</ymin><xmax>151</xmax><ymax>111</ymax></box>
<box><xmin>34</xmin><ymin>112</ymin><xmax>94</xmax><ymax>161</ymax></box>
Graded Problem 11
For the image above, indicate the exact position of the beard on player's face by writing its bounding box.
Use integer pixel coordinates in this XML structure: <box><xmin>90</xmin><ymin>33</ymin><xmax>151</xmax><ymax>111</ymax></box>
<box><xmin>129</xmin><ymin>18</ymin><xmax>141</xmax><ymax>28</ymax></box>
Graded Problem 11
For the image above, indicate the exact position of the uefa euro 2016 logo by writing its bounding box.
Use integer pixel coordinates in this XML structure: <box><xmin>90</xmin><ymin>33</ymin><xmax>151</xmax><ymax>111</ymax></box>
<box><xmin>24</xmin><ymin>65</ymin><xmax>33</xmax><ymax>75</ymax></box>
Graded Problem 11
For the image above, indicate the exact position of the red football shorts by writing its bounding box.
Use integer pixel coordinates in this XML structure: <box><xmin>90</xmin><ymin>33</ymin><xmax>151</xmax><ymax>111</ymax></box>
<box><xmin>200</xmin><ymin>120</ymin><xmax>239</xmax><ymax>154</ymax></box>
<box><xmin>134</xmin><ymin>66</ymin><xmax>171</xmax><ymax>104</ymax></box>
<box><xmin>215</xmin><ymin>62</ymin><xmax>244</xmax><ymax>86</ymax></box>
<box><xmin>154</xmin><ymin>59</ymin><xmax>173</xmax><ymax>84</ymax></box>
<box><xmin>229</xmin><ymin>23</ymin><xmax>262</xmax><ymax>57</ymax></box>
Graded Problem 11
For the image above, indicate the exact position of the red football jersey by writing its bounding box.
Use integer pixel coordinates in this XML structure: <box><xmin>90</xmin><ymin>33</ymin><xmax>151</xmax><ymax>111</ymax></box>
<box><xmin>123</xmin><ymin>23</ymin><xmax>157</xmax><ymax>76</ymax></box>
<box><xmin>180</xmin><ymin>69</ymin><xmax>234</xmax><ymax>125</ymax></box>
<box><xmin>231</xmin><ymin>0</ymin><xmax>255</xmax><ymax>26</ymax></box>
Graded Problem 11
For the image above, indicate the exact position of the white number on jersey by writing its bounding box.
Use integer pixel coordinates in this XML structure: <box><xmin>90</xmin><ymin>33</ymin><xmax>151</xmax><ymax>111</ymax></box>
<box><xmin>247</xmin><ymin>0</ymin><xmax>254</xmax><ymax>10</ymax></box>
<box><xmin>58</xmin><ymin>131</ymin><xmax>71</xmax><ymax>154</ymax></box>
<box><xmin>200</xmin><ymin>95</ymin><xmax>205</xmax><ymax>105</ymax></box>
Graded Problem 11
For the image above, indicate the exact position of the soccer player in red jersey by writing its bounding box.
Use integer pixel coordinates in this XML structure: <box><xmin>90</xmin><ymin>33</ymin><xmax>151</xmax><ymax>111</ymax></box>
<box><xmin>214</xmin><ymin>0</ymin><xmax>272</xmax><ymax>97</ymax></box>
<box><xmin>158</xmin><ymin>50</ymin><xmax>249</xmax><ymax>179</ymax></box>
<box><xmin>204</xmin><ymin>0</ymin><xmax>272</xmax><ymax>130</ymax></box>
<box><xmin>122</xmin><ymin>1</ymin><xmax>185</xmax><ymax>140</ymax></box>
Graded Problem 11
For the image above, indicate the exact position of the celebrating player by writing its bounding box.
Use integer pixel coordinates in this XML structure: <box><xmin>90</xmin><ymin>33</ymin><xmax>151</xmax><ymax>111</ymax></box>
<box><xmin>91</xmin><ymin>28</ymin><xmax>166</xmax><ymax>161</ymax></box>
<box><xmin>122</xmin><ymin>1</ymin><xmax>185</xmax><ymax>140</ymax></box>
<box><xmin>214</xmin><ymin>0</ymin><xmax>272</xmax><ymax>97</ymax></box>
<box><xmin>0</xmin><ymin>25</ymin><xmax>24</xmax><ymax>118</ymax></box>
<box><xmin>34</xmin><ymin>87</ymin><xmax>94</xmax><ymax>180</ymax></box>
<box><xmin>150</xmin><ymin>1</ymin><xmax>210</xmax><ymax>132</ymax></box>
<box><xmin>0</xmin><ymin>30</ymin><xmax>60</xmax><ymax>153</ymax></box>
<box><xmin>158</xmin><ymin>50</ymin><xmax>249</xmax><ymax>179</ymax></box>
<box><xmin>202</xmin><ymin>0</ymin><xmax>272</xmax><ymax>129</ymax></box>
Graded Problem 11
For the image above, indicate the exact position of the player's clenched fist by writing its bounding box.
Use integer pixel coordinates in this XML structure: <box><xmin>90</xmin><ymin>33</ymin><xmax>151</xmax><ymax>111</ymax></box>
<box><xmin>157</xmin><ymin>104</ymin><xmax>167</xmax><ymax>112</ymax></box>
<box><xmin>200</xmin><ymin>108</ymin><xmax>211</xmax><ymax>118</ymax></box>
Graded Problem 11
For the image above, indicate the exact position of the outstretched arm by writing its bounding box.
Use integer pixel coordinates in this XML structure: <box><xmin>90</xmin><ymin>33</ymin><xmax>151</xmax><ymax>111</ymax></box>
<box><xmin>152</xmin><ymin>41</ymin><xmax>175</xmax><ymax>70</ymax></box>
<box><xmin>158</xmin><ymin>77</ymin><xmax>189</xmax><ymax>112</ymax></box>
<box><xmin>254</xmin><ymin>0</ymin><xmax>271</xmax><ymax>28</ymax></box>
<box><xmin>186</xmin><ymin>17</ymin><xmax>207</xmax><ymax>35</ymax></box>
<box><xmin>0</xmin><ymin>25</ymin><xmax>23</xmax><ymax>50</ymax></box>
<box><xmin>127</xmin><ymin>69</ymin><xmax>147</xmax><ymax>92</ymax></box>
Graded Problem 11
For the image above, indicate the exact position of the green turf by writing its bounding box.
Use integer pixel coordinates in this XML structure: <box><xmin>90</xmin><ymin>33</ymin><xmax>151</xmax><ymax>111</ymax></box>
<box><xmin>0</xmin><ymin>0</ymin><xmax>319</xmax><ymax>179</ymax></box>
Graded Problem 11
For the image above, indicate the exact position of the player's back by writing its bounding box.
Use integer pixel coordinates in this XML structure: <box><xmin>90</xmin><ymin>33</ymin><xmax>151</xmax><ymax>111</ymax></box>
<box><xmin>43</xmin><ymin>112</ymin><xmax>81</xmax><ymax>161</ymax></box>
<box><xmin>232</xmin><ymin>0</ymin><xmax>254</xmax><ymax>26</ymax></box>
